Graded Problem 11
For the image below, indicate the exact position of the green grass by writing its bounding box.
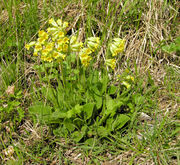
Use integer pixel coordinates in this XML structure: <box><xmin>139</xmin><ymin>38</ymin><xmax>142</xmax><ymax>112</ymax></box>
<box><xmin>0</xmin><ymin>0</ymin><xmax>179</xmax><ymax>164</ymax></box>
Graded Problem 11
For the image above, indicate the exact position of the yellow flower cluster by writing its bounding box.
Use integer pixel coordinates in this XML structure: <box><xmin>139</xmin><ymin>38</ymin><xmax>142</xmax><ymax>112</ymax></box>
<box><xmin>79</xmin><ymin>48</ymin><xmax>92</xmax><ymax>67</ymax></box>
<box><xmin>105</xmin><ymin>38</ymin><xmax>125</xmax><ymax>70</ymax></box>
<box><xmin>25</xmin><ymin>18</ymin><xmax>126</xmax><ymax>70</ymax></box>
<box><xmin>25</xmin><ymin>18</ymin><xmax>100</xmax><ymax>66</ymax></box>
<box><xmin>78</xmin><ymin>37</ymin><xmax>100</xmax><ymax>67</ymax></box>
<box><xmin>105</xmin><ymin>59</ymin><xmax>116</xmax><ymax>70</ymax></box>
<box><xmin>25</xmin><ymin>18</ymin><xmax>71</xmax><ymax>62</ymax></box>
<box><xmin>86</xmin><ymin>37</ymin><xmax>100</xmax><ymax>52</ymax></box>
<box><xmin>110</xmin><ymin>38</ymin><xmax>125</xmax><ymax>57</ymax></box>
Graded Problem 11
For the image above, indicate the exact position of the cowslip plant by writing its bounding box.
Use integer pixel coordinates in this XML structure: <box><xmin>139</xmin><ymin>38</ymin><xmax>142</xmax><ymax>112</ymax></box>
<box><xmin>26</xmin><ymin>18</ymin><xmax>145</xmax><ymax>143</ymax></box>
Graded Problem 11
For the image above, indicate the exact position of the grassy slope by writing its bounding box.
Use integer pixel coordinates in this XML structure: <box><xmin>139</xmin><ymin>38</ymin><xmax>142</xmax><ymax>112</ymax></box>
<box><xmin>0</xmin><ymin>0</ymin><xmax>179</xmax><ymax>164</ymax></box>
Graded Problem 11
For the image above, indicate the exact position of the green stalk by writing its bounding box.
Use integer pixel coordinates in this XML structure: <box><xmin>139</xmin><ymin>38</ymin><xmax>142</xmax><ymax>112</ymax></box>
<box><xmin>76</xmin><ymin>53</ymin><xmax>80</xmax><ymax>83</ymax></box>
<box><xmin>59</xmin><ymin>62</ymin><xmax>66</xmax><ymax>88</ymax></box>
<box><xmin>98</xmin><ymin>65</ymin><xmax>108</xmax><ymax>126</ymax></box>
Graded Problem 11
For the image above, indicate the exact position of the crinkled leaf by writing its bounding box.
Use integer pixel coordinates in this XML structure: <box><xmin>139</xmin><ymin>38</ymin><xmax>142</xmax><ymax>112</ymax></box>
<box><xmin>105</xmin><ymin>118</ymin><xmax>114</xmax><ymax>130</ymax></box>
<box><xmin>83</xmin><ymin>103</ymin><xmax>95</xmax><ymax>120</ymax></box>
<box><xmin>72</xmin><ymin>125</ymin><xmax>88</xmax><ymax>142</ymax></box>
<box><xmin>64</xmin><ymin>119</ymin><xmax>76</xmax><ymax>132</ymax></box>
<box><xmin>67</xmin><ymin>104</ymin><xmax>83</xmax><ymax>118</ymax></box>
<box><xmin>52</xmin><ymin>110</ymin><xmax>67</xmax><ymax>119</ymax></box>
<box><xmin>97</xmin><ymin>126</ymin><xmax>109</xmax><ymax>137</ymax></box>
<box><xmin>112</xmin><ymin>114</ymin><xmax>130</xmax><ymax>130</ymax></box>
<box><xmin>84</xmin><ymin>138</ymin><xmax>95</xmax><ymax>146</ymax></box>
<box><xmin>106</xmin><ymin>95</ymin><xmax>123</xmax><ymax>117</ymax></box>
<box><xmin>73</xmin><ymin>118</ymin><xmax>84</xmax><ymax>128</ymax></box>
<box><xmin>108</xmin><ymin>85</ymin><xmax>117</xmax><ymax>95</ymax></box>
<box><xmin>90</xmin><ymin>86</ymin><xmax>102</xmax><ymax>109</ymax></box>
<box><xmin>42</xmin><ymin>87</ymin><xmax>58</xmax><ymax>107</ymax></box>
<box><xmin>29</xmin><ymin>102</ymin><xmax>52</xmax><ymax>123</ymax></box>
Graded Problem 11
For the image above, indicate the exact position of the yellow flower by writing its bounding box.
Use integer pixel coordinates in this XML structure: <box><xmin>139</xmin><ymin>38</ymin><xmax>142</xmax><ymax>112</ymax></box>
<box><xmin>38</xmin><ymin>30</ymin><xmax>45</xmax><ymax>37</ymax></box>
<box><xmin>38</xmin><ymin>37</ymin><xmax>46</xmax><ymax>44</ymax></box>
<box><xmin>63</xmin><ymin>22</ymin><xmax>68</xmax><ymax>28</ymax></box>
<box><xmin>25</xmin><ymin>44</ymin><xmax>31</xmax><ymax>50</ymax></box>
<box><xmin>70</xmin><ymin>42</ymin><xmax>83</xmax><ymax>52</ymax></box>
<box><xmin>58</xmin><ymin>31</ymin><xmax>64</xmax><ymax>38</ymax></box>
<box><xmin>63</xmin><ymin>37</ymin><xmax>69</xmax><ymax>44</ymax></box>
<box><xmin>25</xmin><ymin>41</ymin><xmax>36</xmax><ymax>50</ymax></box>
<box><xmin>87</xmin><ymin>37</ymin><xmax>100</xmax><ymax>44</ymax></box>
<box><xmin>80</xmin><ymin>53</ymin><xmax>89</xmax><ymax>59</ymax></box>
<box><xmin>70</xmin><ymin>36</ymin><xmax>83</xmax><ymax>51</ymax></box>
<box><xmin>45</xmin><ymin>56</ymin><xmax>53</xmax><ymax>62</ymax></box>
<box><xmin>57</xmin><ymin>38</ymin><xmax>64</xmax><ymax>45</ymax></box>
<box><xmin>33</xmin><ymin>51</ymin><xmax>38</xmax><ymax>56</ymax></box>
<box><xmin>70</xmin><ymin>36</ymin><xmax>77</xmax><ymax>45</ymax></box>
<box><xmin>81</xmin><ymin>56</ymin><xmax>92</xmax><ymax>67</ymax></box>
<box><xmin>52</xmin><ymin>51</ymin><xmax>60</xmax><ymax>59</ymax></box>
<box><xmin>122</xmin><ymin>81</ymin><xmax>131</xmax><ymax>89</ymax></box>
<box><xmin>63</xmin><ymin>44</ymin><xmax>68</xmax><ymax>52</ymax></box>
<box><xmin>79</xmin><ymin>48</ymin><xmax>92</xmax><ymax>59</ymax></box>
<box><xmin>57</xmin><ymin>45</ymin><xmax>63</xmax><ymax>52</ymax></box>
<box><xmin>42</xmin><ymin>49</ymin><xmax>49</xmax><ymax>55</ymax></box>
<box><xmin>87</xmin><ymin>41</ymin><xmax>99</xmax><ymax>52</ymax></box>
<box><xmin>45</xmin><ymin>42</ymin><xmax>54</xmax><ymax>51</ymax></box>
<box><xmin>126</xmin><ymin>75</ymin><xmax>134</xmax><ymax>82</ymax></box>
<box><xmin>52</xmin><ymin>51</ymin><xmax>66</xmax><ymax>59</ymax></box>
<box><xmin>110</xmin><ymin>38</ymin><xmax>125</xmax><ymax>56</ymax></box>
<box><xmin>35</xmin><ymin>43</ymin><xmax>42</xmax><ymax>51</ymax></box>
<box><xmin>41</xmin><ymin>55</ymin><xmax>47</xmax><ymax>61</ymax></box>
<box><xmin>47</xmin><ymin>27</ymin><xmax>57</xmax><ymax>34</ymax></box>
<box><xmin>38</xmin><ymin>30</ymin><xmax>49</xmax><ymax>39</ymax></box>
<box><xmin>105</xmin><ymin>59</ymin><xmax>116</xmax><ymax>70</ymax></box>
<box><xmin>49</xmin><ymin>18</ymin><xmax>58</xmax><ymax>27</ymax></box>
<box><xmin>79</xmin><ymin>48</ymin><xmax>93</xmax><ymax>67</ymax></box>
<box><xmin>87</xmin><ymin>37</ymin><xmax>100</xmax><ymax>52</ymax></box>
<box><xmin>57</xmin><ymin>19</ymin><xmax>62</xmax><ymax>26</ymax></box>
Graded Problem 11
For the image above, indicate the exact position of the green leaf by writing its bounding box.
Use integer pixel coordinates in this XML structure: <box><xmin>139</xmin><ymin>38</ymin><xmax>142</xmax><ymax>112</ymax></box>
<box><xmin>66</xmin><ymin>104</ymin><xmax>83</xmax><ymax>118</ymax></box>
<box><xmin>175</xmin><ymin>37</ymin><xmax>180</xmax><ymax>45</ymax></box>
<box><xmin>112</xmin><ymin>114</ymin><xmax>130</xmax><ymax>130</ymax></box>
<box><xmin>74</xmin><ymin>104</ymin><xmax>83</xmax><ymax>114</ymax></box>
<box><xmin>84</xmin><ymin>138</ymin><xmax>95</xmax><ymax>146</ymax></box>
<box><xmin>11</xmin><ymin>101</ymin><xmax>21</xmax><ymax>107</ymax></box>
<box><xmin>105</xmin><ymin>95</ymin><xmax>123</xmax><ymax>117</ymax></box>
<box><xmin>133</xmin><ymin>94</ymin><xmax>144</xmax><ymax>106</ymax></box>
<box><xmin>73</xmin><ymin>69</ymin><xmax>80</xmax><ymax>75</ymax></box>
<box><xmin>53</xmin><ymin>126</ymin><xmax>68</xmax><ymax>137</ymax></box>
<box><xmin>42</xmin><ymin>87</ymin><xmax>58</xmax><ymax>107</ymax></box>
<box><xmin>106</xmin><ymin>95</ymin><xmax>114</xmax><ymax>113</ymax></box>
<box><xmin>90</xmin><ymin>85</ymin><xmax>102</xmax><ymax>109</ymax></box>
<box><xmin>127</xmin><ymin>103</ymin><xmax>135</xmax><ymax>113</ymax></box>
<box><xmin>29</xmin><ymin>102</ymin><xmax>52</xmax><ymax>123</ymax></box>
<box><xmin>97</xmin><ymin>126</ymin><xmax>109</xmax><ymax>137</ymax></box>
<box><xmin>101</xmin><ymin>76</ymin><xmax>108</xmax><ymax>94</ymax></box>
<box><xmin>73</xmin><ymin>118</ymin><xmax>84</xmax><ymax>128</ymax></box>
<box><xmin>108</xmin><ymin>85</ymin><xmax>117</xmax><ymax>95</ymax></box>
<box><xmin>106</xmin><ymin>118</ymin><xmax>114</xmax><ymax>130</ymax></box>
<box><xmin>64</xmin><ymin>119</ymin><xmax>76</xmax><ymax>132</ymax></box>
<box><xmin>72</xmin><ymin>125</ymin><xmax>88</xmax><ymax>142</ymax></box>
<box><xmin>83</xmin><ymin>103</ymin><xmax>95</xmax><ymax>120</ymax></box>
<box><xmin>52</xmin><ymin>110</ymin><xmax>67</xmax><ymax>119</ymax></box>
<box><xmin>17</xmin><ymin>107</ymin><xmax>24</xmax><ymax>122</ymax></box>
<box><xmin>0</xmin><ymin>107</ymin><xmax>3</xmax><ymax>111</ymax></box>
